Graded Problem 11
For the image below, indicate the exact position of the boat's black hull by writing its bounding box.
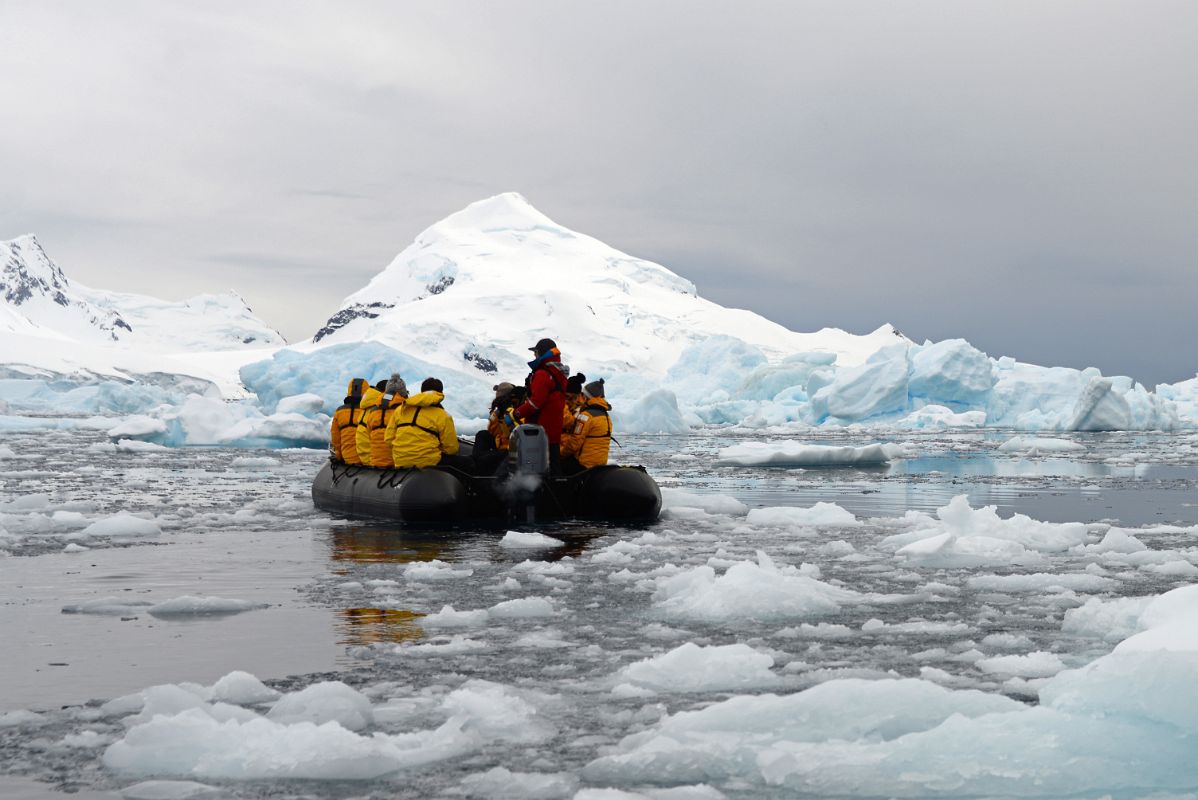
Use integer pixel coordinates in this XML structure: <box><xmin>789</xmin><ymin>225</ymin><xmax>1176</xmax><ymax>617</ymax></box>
<box><xmin>311</xmin><ymin>461</ymin><xmax>661</xmax><ymax>526</ymax></box>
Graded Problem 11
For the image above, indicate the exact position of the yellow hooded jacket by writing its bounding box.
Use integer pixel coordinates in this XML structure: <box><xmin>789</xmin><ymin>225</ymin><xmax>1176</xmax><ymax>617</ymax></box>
<box><xmin>561</xmin><ymin>397</ymin><xmax>613</xmax><ymax>468</ymax></box>
<box><xmin>385</xmin><ymin>391</ymin><xmax>459</xmax><ymax>469</ymax></box>
<box><xmin>362</xmin><ymin>392</ymin><xmax>404</xmax><ymax>468</ymax></box>
<box><xmin>331</xmin><ymin>378</ymin><xmax>368</xmax><ymax>463</ymax></box>
<box><xmin>354</xmin><ymin>387</ymin><xmax>383</xmax><ymax>465</ymax></box>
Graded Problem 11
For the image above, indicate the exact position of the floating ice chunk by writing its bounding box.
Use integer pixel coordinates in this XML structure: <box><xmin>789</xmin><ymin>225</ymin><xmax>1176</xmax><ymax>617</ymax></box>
<box><xmin>583</xmin><ymin>678</ymin><xmax>1020</xmax><ymax>785</ymax></box>
<box><xmin>267</xmin><ymin>681</ymin><xmax>374</xmax><ymax>731</ymax></box>
<box><xmin>228</xmin><ymin>456</ymin><xmax>282</xmax><ymax>470</ymax></box>
<box><xmin>404</xmin><ymin>560</ymin><xmax>474</xmax><ymax>581</ymax></box>
<box><xmin>208</xmin><ymin>671</ymin><xmax>280</xmax><ymax>705</ymax></box>
<box><xmin>997</xmin><ymin>435</ymin><xmax>1085</xmax><ymax>454</ymax></box>
<box><xmin>891</xmin><ymin>404</ymin><xmax>987</xmax><ymax>429</ymax></box>
<box><xmin>617</xmin><ymin>642</ymin><xmax>780</xmax><ymax>692</ymax></box>
<box><xmin>1086</xmin><ymin>528</ymin><xmax>1148</xmax><ymax>554</ymax></box>
<box><xmin>103</xmin><ymin>706</ymin><xmax>469</xmax><ymax>779</ymax></box>
<box><xmin>499</xmin><ymin>530</ymin><xmax>565</xmax><ymax>549</ymax></box>
<box><xmin>882</xmin><ymin>495</ymin><xmax>1089</xmax><ymax>568</ymax></box>
<box><xmin>716</xmin><ymin>441</ymin><xmax>902</xmax><ymax>467</ymax></box>
<box><xmin>746</xmin><ymin>503</ymin><xmax>860</xmax><ymax>528</ymax></box>
<box><xmin>488</xmin><ymin>596</ymin><xmax>555</xmax><ymax>619</ymax></box>
<box><xmin>421</xmin><ymin>605</ymin><xmax>490</xmax><ymax>628</ymax></box>
<box><xmin>0</xmin><ymin>444</ymin><xmax>15</xmax><ymax>458</ymax></box>
<box><xmin>975</xmin><ymin>651</ymin><xmax>1067</xmax><ymax>678</ymax></box>
<box><xmin>400</xmin><ymin>635</ymin><xmax>487</xmax><ymax>656</ymax></box>
<box><xmin>0</xmin><ymin>709</ymin><xmax>44</xmax><ymax>727</ymax></box>
<box><xmin>660</xmin><ymin>489</ymin><xmax>748</xmax><ymax>516</ymax></box>
<box><xmin>107</xmin><ymin>416</ymin><xmax>168</xmax><ymax>440</ymax></box>
<box><xmin>62</xmin><ymin>597</ymin><xmax>155</xmax><ymax>616</ymax></box>
<box><xmin>78</xmin><ymin>512</ymin><xmax>162</xmax><ymax>539</ymax></box>
<box><xmin>651</xmin><ymin>551</ymin><xmax>859</xmax><ymax>623</ymax></box>
<box><xmin>459</xmin><ymin>766</ymin><xmax>578</xmax><ymax>799</ymax></box>
<box><xmin>121</xmin><ymin>780</ymin><xmax>220</xmax><ymax>800</ymax></box>
<box><xmin>442</xmin><ymin>679</ymin><xmax>551</xmax><ymax>743</ymax></box>
<box><xmin>147</xmin><ymin>596</ymin><xmax>269</xmax><ymax>618</ymax></box>
<box><xmin>966</xmin><ymin>572</ymin><xmax>1119</xmax><ymax>593</ymax></box>
<box><xmin>115</xmin><ymin>439</ymin><xmax>170</xmax><ymax>453</ymax></box>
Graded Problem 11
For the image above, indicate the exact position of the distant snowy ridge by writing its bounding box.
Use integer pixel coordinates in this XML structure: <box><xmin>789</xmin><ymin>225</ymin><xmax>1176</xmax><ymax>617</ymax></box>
<box><xmin>0</xmin><ymin>234</ymin><xmax>285</xmax><ymax>394</ymax></box>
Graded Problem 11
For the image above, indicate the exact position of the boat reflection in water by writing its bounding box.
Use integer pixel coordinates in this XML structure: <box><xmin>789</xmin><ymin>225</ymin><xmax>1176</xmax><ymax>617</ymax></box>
<box><xmin>325</xmin><ymin>524</ymin><xmax>613</xmax><ymax>648</ymax></box>
<box><xmin>337</xmin><ymin>607</ymin><xmax>425</xmax><ymax>647</ymax></box>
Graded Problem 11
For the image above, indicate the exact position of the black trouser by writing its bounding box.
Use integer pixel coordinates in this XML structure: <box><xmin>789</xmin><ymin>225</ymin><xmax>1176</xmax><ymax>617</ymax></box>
<box><xmin>438</xmin><ymin>453</ymin><xmax>475</xmax><ymax>474</ymax></box>
<box><xmin>549</xmin><ymin>443</ymin><xmax>561</xmax><ymax>475</ymax></box>
<box><xmin>560</xmin><ymin>456</ymin><xmax>586</xmax><ymax>475</ymax></box>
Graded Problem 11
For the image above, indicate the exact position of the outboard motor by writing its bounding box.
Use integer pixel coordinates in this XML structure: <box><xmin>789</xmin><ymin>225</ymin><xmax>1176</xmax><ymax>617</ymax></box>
<box><xmin>508</xmin><ymin>424</ymin><xmax>549</xmax><ymax>522</ymax></box>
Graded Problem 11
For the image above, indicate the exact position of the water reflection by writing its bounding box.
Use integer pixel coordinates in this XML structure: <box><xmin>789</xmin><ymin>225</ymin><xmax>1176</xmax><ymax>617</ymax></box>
<box><xmin>336</xmin><ymin>607</ymin><xmax>424</xmax><ymax>647</ymax></box>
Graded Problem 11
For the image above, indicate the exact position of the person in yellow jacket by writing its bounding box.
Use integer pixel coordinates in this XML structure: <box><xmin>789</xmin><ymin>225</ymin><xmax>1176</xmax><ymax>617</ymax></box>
<box><xmin>357</xmin><ymin>374</ymin><xmax>407</xmax><ymax>468</ymax></box>
<box><xmin>353</xmin><ymin>380</ymin><xmax>385</xmax><ymax>465</ymax></box>
<box><xmin>561</xmin><ymin>378</ymin><xmax>613</xmax><ymax>473</ymax></box>
<box><xmin>330</xmin><ymin>378</ymin><xmax>368</xmax><ymax>463</ymax></box>
<box><xmin>386</xmin><ymin>378</ymin><xmax>472</xmax><ymax>471</ymax></box>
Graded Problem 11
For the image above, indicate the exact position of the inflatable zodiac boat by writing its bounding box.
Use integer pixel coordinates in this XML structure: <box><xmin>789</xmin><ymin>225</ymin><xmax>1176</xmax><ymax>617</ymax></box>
<box><xmin>311</xmin><ymin>424</ymin><xmax>661</xmax><ymax>525</ymax></box>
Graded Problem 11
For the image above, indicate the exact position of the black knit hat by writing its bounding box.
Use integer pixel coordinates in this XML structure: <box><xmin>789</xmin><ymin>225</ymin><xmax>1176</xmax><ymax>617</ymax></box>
<box><xmin>566</xmin><ymin>373</ymin><xmax>586</xmax><ymax>393</ymax></box>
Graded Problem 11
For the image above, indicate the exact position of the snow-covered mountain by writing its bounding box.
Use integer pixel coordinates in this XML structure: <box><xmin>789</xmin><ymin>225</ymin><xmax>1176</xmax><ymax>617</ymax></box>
<box><xmin>1</xmin><ymin>235</ymin><xmax>285</xmax><ymax>352</ymax></box>
<box><xmin>307</xmin><ymin>193</ymin><xmax>904</xmax><ymax>380</ymax></box>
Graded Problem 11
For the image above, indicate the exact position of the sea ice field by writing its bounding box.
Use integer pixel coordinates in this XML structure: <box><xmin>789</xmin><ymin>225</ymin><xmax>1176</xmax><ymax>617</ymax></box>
<box><xmin>3</xmin><ymin>427</ymin><xmax>1198</xmax><ymax>799</ymax></box>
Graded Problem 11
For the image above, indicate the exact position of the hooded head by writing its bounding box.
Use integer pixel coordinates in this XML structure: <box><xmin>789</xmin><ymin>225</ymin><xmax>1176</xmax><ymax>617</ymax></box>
<box><xmin>583</xmin><ymin>378</ymin><xmax>605</xmax><ymax>399</ymax></box>
<box><xmin>346</xmin><ymin>378</ymin><xmax>368</xmax><ymax>398</ymax></box>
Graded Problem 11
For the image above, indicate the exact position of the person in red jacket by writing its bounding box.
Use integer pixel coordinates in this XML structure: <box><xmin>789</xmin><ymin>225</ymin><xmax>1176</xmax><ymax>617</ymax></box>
<box><xmin>513</xmin><ymin>337</ymin><xmax>568</xmax><ymax>473</ymax></box>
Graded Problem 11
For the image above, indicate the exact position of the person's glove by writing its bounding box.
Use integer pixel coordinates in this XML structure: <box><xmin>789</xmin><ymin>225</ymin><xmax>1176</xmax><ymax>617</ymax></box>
<box><xmin>504</xmin><ymin>412</ymin><xmax>515</xmax><ymax>428</ymax></box>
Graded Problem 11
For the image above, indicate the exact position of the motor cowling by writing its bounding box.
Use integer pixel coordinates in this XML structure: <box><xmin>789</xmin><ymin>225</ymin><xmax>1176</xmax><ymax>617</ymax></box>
<box><xmin>509</xmin><ymin>424</ymin><xmax>549</xmax><ymax>479</ymax></box>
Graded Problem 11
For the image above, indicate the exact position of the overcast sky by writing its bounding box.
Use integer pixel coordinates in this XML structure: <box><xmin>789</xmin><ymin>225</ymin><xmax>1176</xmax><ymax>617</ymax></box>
<box><xmin>2</xmin><ymin>1</ymin><xmax>1195</xmax><ymax>384</ymax></box>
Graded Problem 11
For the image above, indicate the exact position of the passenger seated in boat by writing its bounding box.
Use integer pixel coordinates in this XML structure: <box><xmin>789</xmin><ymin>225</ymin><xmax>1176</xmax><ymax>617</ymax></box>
<box><xmin>358</xmin><ymin>373</ymin><xmax>407</xmax><ymax>468</ymax></box>
<box><xmin>352</xmin><ymin>379</ymin><xmax>385</xmax><ymax>466</ymax></box>
<box><xmin>474</xmin><ymin>382</ymin><xmax>526</xmax><ymax>475</ymax></box>
<box><xmin>561</xmin><ymin>379</ymin><xmax>613</xmax><ymax>474</ymax></box>
<box><xmin>563</xmin><ymin>373</ymin><xmax>586</xmax><ymax>431</ymax></box>
<box><xmin>386</xmin><ymin>377</ymin><xmax>473</xmax><ymax>472</ymax></box>
<box><xmin>330</xmin><ymin>378</ymin><xmax>368</xmax><ymax>464</ymax></box>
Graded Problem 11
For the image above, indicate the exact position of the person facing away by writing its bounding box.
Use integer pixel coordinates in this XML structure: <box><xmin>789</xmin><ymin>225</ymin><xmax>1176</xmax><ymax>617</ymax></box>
<box><xmin>386</xmin><ymin>377</ymin><xmax>468</xmax><ymax>470</ymax></box>
<box><xmin>358</xmin><ymin>373</ymin><xmax>407</xmax><ymax>468</ymax></box>
<box><xmin>561</xmin><ymin>378</ymin><xmax>613</xmax><ymax>473</ymax></box>
<box><xmin>352</xmin><ymin>379</ymin><xmax>386</xmax><ymax>466</ymax></box>
<box><xmin>513</xmin><ymin>338</ymin><xmax>568</xmax><ymax>470</ymax></box>
<box><xmin>330</xmin><ymin>378</ymin><xmax>368</xmax><ymax>464</ymax></box>
<box><xmin>563</xmin><ymin>372</ymin><xmax>586</xmax><ymax>432</ymax></box>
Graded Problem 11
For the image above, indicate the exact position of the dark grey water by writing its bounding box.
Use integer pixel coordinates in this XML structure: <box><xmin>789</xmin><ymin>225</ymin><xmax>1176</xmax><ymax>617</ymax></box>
<box><xmin>1</xmin><ymin>426</ymin><xmax>1196</xmax><ymax>798</ymax></box>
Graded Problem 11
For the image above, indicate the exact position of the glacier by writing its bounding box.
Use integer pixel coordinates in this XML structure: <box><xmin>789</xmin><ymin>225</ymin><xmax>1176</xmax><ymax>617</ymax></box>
<box><xmin>1</xmin><ymin>196</ymin><xmax>1195</xmax><ymax>442</ymax></box>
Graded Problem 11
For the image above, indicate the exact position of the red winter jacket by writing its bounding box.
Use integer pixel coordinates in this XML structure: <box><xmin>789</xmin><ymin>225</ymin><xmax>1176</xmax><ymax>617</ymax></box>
<box><xmin>515</xmin><ymin>355</ymin><xmax>568</xmax><ymax>444</ymax></box>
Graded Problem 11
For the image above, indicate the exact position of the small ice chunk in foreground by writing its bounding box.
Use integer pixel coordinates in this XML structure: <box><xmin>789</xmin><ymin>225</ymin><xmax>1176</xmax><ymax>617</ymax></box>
<box><xmin>499</xmin><ymin>530</ymin><xmax>565</xmax><ymax>549</ymax></box>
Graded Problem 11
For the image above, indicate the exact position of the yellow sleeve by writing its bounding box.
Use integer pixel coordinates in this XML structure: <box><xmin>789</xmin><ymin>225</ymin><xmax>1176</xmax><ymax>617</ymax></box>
<box><xmin>329</xmin><ymin>413</ymin><xmax>342</xmax><ymax>459</ymax></box>
<box><xmin>440</xmin><ymin>412</ymin><xmax>459</xmax><ymax>456</ymax></box>
<box><xmin>355</xmin><ymin>412</ymin><xmax>372</xmax><ymax>464</ymax></box>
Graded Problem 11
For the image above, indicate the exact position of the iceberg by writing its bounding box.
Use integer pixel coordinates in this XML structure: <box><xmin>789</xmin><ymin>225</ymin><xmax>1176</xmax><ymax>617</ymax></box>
<box><xmin>715</xmin><ymin>442</ymin><xmax>904</xmax><ymax>467</ymax></box>
<box><xmin>3</xmin><ymin>197</ymin><xmax>1193</xmax><ymax>438</ymax></box>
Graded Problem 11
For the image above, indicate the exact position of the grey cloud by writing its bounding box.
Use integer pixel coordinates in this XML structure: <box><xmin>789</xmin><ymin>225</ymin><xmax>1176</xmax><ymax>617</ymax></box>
<box><xmin>0</xmin><ymin>1</ymin><xmax>1194</xmax><ymax>383</ymax></box>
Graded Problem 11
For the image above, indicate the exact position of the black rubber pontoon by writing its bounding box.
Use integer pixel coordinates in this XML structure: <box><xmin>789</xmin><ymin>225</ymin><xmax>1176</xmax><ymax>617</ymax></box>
<box><xmin>311</xmin><ymin>424</ymin><xmax>661</xmax><ymax>526</ymax></box>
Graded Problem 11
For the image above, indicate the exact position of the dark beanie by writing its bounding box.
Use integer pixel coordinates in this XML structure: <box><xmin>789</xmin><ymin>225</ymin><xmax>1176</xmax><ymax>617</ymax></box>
<box><xmin>583</xmin><ymin>378</ymin><xmax>605</xmax><ymax>398</ymax></box>
<box><xmin>566</xmin><ymin>373</ymin><xmax>586</xmax><ymax>393</ymax></box>
<box><xmin>421</xmin><ymin>377</ymin><xmax>444</xmax><ymax>393</ymax></box>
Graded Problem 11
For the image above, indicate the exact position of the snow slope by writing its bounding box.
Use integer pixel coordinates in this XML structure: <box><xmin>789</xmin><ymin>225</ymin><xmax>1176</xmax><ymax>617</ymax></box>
<box><xmin>305</xmin><ymin>192</ymin><xmax>904</xmax><ymax>381</ymax></box>
<box><xmin>0</xmin><ymin>235</ymin><xmax>284</xmax><ymax>394</ymax></box>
